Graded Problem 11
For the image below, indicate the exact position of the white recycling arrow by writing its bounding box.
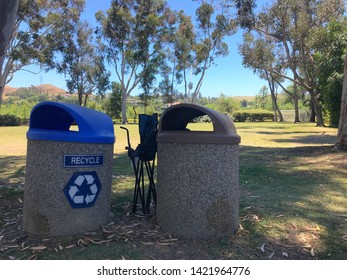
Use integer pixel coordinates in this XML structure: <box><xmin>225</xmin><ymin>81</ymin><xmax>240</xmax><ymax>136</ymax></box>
<box><xmin>84</xmin><ymin>175</ymin><xmax>95</xmax><ymax>185</ymax></box>
<box><xmin>68</xmin><ymin>186</ymin><xmax>79</xmax><ymax>199</ymax></box>
<box><xmin>73</xmin><ymin>195</ymin><xmax>84</xmax><ymax>204</ymax></box>
<box><xmin>85</xmin><ymin>194</ymin><xmax>96</xmax><ymax>204</ymax></box>
<box><xmin>74</xmin><ymin>175</ymin><xmax>85</xmax><ymax>187</ymax></box>
<box><xmin>90</xmin><ymin>183</ymin><xmax>98</xmax><ymax>195</ymax></box>
<box><xmin>65</xmin><ymin>173</ymin><xmax>100</xmax><ymax>206</ymax></box>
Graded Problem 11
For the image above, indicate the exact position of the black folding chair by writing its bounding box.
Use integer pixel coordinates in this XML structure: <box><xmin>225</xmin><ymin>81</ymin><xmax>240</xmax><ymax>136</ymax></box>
<box><xmin>120</xmin><ymin>113</ymin><xmax>158</xmax><ymax>214</ymax></box>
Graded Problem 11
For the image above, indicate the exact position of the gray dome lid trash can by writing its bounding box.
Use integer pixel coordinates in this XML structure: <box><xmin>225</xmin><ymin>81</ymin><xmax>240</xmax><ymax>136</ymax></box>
<box><xmin>23</xmin><ymin>102</ymin><xmax>115</xmax><ymax>236</ymax></box>
<box><xmin>157</xmin><ymin>103</ymin><xmax>240</xmax><ymax>144</ymax></box>
<box><xmin>156</xmin><ymin>103</ymin><xmax>241</xmax><ymax>239</ymax></box>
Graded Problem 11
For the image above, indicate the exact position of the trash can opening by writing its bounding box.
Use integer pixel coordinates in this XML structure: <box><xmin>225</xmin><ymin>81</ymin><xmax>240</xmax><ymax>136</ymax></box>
<box><xmin>30</xmin><ymin>104</ymin><xmax>77</xmax><ymax>132</ymax></box>
<box><xmin>157</xmin><ymin>103</ymin><xmax>240</xmax><ymax>144</ymax></box>
<box><xmin>160</xmin><ymin>106</ymin><xmax>208</xmax><ymax>131</ymax></box>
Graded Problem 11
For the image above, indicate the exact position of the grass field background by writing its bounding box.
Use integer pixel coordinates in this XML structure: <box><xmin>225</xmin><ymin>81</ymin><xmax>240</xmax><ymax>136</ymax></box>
<box><xmin>0</xmin><ymin>122</ymin><xmax>346</xmax><ymax>260</ymax></box>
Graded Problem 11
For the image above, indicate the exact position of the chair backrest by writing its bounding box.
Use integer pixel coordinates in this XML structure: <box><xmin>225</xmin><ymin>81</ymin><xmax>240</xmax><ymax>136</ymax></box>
<box><xmin>137</xmin><ymin>113</ymin><xmax>158</xmax><ymax>161</ymax></box>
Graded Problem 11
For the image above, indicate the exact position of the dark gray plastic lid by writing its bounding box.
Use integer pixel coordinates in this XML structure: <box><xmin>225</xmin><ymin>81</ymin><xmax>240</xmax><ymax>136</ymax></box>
<box><xmin>157</xmin><ymin>103</ymin><xmax>240</xmax><ymax>144</ymax></box>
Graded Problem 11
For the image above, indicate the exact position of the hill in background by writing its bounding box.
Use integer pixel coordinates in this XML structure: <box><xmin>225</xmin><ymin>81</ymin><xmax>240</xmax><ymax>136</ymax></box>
<box><xmin>3</xmin><ymin>85</ymin><xmax>257</xmax><ymax>102</ymax></box>
<box><xmin>36</xmin><ymin>84</ymin><xmax>66</xmax><ymax>95</ymax></box>
<box><xmin>232</xmin><ymin>96</ymin><xmax>255</xmax><ymax>102</ymax></box>
<box><xmin>3</xmin><ymin>86</ymin><xmax>17</xmax><ymax>97</ymax></box>
<box><xmin>3</xmin><ymin>84</ymin><xmax>66</xmax><ymax>100</ymax></box>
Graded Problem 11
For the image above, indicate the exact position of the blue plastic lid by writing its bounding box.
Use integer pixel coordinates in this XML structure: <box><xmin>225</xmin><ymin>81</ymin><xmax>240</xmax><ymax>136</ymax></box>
<box><xmin>27</xmin><ymin>102</ymin><xmax>115</xmax><ymax>144</ymax></box>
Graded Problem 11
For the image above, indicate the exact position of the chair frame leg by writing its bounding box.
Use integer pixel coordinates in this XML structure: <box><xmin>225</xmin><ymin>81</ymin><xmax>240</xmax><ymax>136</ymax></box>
<box><xmin>145</xmin><ymin>158</ymin><xmax>156</xmax><ymax>213</ymax></box>
<box><xmin>131</xmin><ymin>156</ymin><xmax>157</xmax><ymax>215</ymax></box>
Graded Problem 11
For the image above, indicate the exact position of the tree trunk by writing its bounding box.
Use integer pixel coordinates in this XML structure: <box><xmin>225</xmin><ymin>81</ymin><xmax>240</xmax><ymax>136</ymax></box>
<box><xmin>0</xmin><ymin>84</ymin><xmax>4</xmax><ymax>108</ymax></box>
<box><xmin>272</xmin><ymin>100</ymin><xmax>277</xmax><ymax>122</ymax></box>
<box><xmin>267</xmin><ymin>72</ymin><xmax>283</xmax><ymax>122</ymax></box>
<box><xmin>293</xmin><ymin>81</ymin><xmax>300</xmax><ymax>123</ymax></box>
<box><xmin>309</xmin><ymin>96</ymin><xmax>316</xmax><ymax>122</ymax></box>
<box><xmin>0</xmin><ymin>0</ymin><xmax>19</xmax><ymax>108</ymax></box>
<box><xmin>121</xmin><ymin>91</ymin><xmax>128</xmax><ymax>124</ymax></box>
<box><xmin>78</xmin><ymin>92</ymin><xmax>83</xmax><ymax>106</ymax></box>
<box><xmin>83</xmin><ymin>94</ymin><xmax>89</xmax><ymax>107</ymax></box>
<box><xmin>336</xmin><ymin>53</ymin><xmax>347</xmax><ymax>149</ymax></box>
<box><xmin>272</xmin><ymin>95</ymin><xmax>284</xmax><ymax>122</ymax></box>
<box><xmin>312</xmin><ymin>94</ymin><xmax>325</xmax><ymax>127</ymax></box>
<box><xmin>307</xmin><ymin>87</ymin><xmax>325</xmax><ymax>127</ymax></box>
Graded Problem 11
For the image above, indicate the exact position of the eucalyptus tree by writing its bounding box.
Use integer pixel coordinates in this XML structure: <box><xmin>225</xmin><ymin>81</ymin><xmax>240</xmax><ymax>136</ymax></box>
<box><xmin>0</xmin><ymin>0</ymin><xmax>85</xmax><ymax>108</ymax></box>
<box><xmin>309</xmin><ymin>14</ymin><xmax>347</xmax><ymax>147</ymax></box>
<box><xmin>336</xmin><ymin>20</ymin><xmax>347</xmax><ymax>149</ymax></box>
<box><xmin>314</xmin><ymin>19</ymin><xmax>347</xmax><ymax>128</ymax></box>
<box><xmin>55</xmin><ymin>21</ymin><xmax>110</xmax><ymax>106</ymax></box>
<box><xmin>0</xmin><ymin>0</ymin><xmax>19</xmax><ymax>106</ymax></box>
<box><xmin>159</xmin><ymin>10</ymin><xmax>195</xmax><ymax>103</ymax></box>
<box><xmin>239</xmin><ymin>0</ymin><xmax>345</xmax><ymax>126</ymax></box>
<box><xmin>239</xmin><ymin>32</ymin><xmax>285</xmax><ymax>121</ymax></box>
<box><xmin>338</xmin><ymin>59</ymin><xmax>347</xmax><ymax>149</ymax></box>
<box><xmin>96</xmin><ymin>0</ymin><xmax>173</xmax><ymax>124</ymax></box>
<box><xmin>189</xmin><ymin>1</ymin><xmax>236</xmax><ymax>104</ymax></box>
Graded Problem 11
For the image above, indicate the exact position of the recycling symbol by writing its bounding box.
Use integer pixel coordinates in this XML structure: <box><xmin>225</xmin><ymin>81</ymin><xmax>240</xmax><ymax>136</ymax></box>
<box><xmin>63</xmin><ymin>171</ymin><xmax>101</xmax><ymax>208</ymax></box>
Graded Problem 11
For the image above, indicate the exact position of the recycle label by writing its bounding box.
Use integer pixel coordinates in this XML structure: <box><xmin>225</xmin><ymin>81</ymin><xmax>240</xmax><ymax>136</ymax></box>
<box><xmin>63</xmin><ymin>171</ymin><xmax>101</xmax><ymax>208</ymax></box>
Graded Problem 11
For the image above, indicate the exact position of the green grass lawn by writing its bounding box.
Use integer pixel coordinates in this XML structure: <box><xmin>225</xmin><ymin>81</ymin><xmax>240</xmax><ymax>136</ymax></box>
<box><xmin>0</xmin><ymin>122</ymin><xmax>346</xmax><ymax>259</ymax></box>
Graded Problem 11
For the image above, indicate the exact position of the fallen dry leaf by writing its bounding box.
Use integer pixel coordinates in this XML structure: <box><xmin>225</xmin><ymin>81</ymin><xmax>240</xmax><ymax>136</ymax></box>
<box><xmin>145</xmin><ymin>254</ymin><xmax>156</xmax><ymax>260</ymax></box>
<box><xmin>89</xmin><ymin>239</ymin><xmax>103</xmax><ymax>245</ymax></box>
<box><xmin>141</xmin><ymin>242</ymin><xmax>154</xmax><ymax>245</ymax></box>
<box><xmin>342</xmin><ymin>234</ymin><xmax>347</xmax><ymax>241</ymax></box>
<box><xmin>0</xmin><ymin>235</ymin><xmax>4</xmax><ymax>242</ymax></box>
<box><xmin>251</xmin><ymin>214</ymin><xmax>259</xmax><ymax>221</ymax></box>
<box><xmin>260</xmin><ymin>243</ymin><xmax>266</xmax><ymax>253</ymax></box>
<box><xmin>20</xmin><ymin>246</ymin><xmax>30</xmax><ymax>251</ymax></box>
<box><xmin>290</xmin><ymin>223</ymin><xmax>298</xmax><ymax>230</ymax></box>
<box><xmin>311</xmin><ymin>248</ymin><xmax>315</xmax><ymax>257</ymax></box>
<box><xmin>65</xmin><ymin>244</ymin><xmax>76</xmax><ymax>249</ymax></box>
<box><xmin>160</xmin><ymin>238</ymin><xmax>178</xmax><ymax>242</ymax></box>
<box><xmin>77</xmin><ymin>238</ymin><xmax>87</xmax><ymax>246</ymax></box>
<box><xmin>101</xmin><ymin>227</ymin><xmax>113</xmax><ymax>234</ymax></box>
<box><xmin>282</xmin><ymin>252</ymin><xmax>289</xmax><ymax>258</ymax></box>
<box><xmin>30</xmin><ymin>246</ymin><xmax>47</xmax><ymax>251</ymax></box>
<box><xmin>27</xmin><ymin>254</ymin><xmax>37</xmax><ymax>260</ymax></box>
<box><xmin>158</xmin><ymin>242</ymin><xmax>174</xmax><ymax>246</ymax></box>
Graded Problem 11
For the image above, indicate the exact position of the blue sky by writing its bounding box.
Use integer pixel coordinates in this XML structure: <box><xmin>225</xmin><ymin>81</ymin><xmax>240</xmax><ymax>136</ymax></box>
<box><xmin>8</xmin><ymin>0</ymin><xmax>271</xmax><ymax>98</ymax></box>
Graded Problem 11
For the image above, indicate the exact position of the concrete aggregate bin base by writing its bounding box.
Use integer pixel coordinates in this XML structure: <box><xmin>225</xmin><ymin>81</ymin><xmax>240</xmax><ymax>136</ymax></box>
<box><xmin>157</xmin><ymin>143</ymin><xmax>239</xmax><ymax>239</ymax></box>
<box><xmin>23</xmin><ymin>102</ymin><xmax>115</xmax><ymax>236</ymax></box>
<box><xmin>23</xmin><ymin>141</ymin><xmax>114</xmax><ymax>236</ymax></box>
<box><xmin>156</xmin><ymin>103</ymin><xmax>240</xmax><ymax>239</ymax></box>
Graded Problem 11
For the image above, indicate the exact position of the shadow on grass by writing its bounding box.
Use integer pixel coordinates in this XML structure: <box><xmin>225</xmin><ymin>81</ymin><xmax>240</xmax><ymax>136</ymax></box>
<box><xmin>0</xmin><ymin>156</ymin><xmax>26</xmax><ymax>184</ymax></box>
<box><xmin>1</xmin><ymin>145</ymin><xmax>346</xmax><ymax>260</ymax></box>
<box><xmin>272</xmin><ymin>134</ymin><xmax>337</xmax><ymax>145</ymax></box>
<box><xmin>239</xmin><ymin>145</ymin><xmax>347</xmax><ymax>259</ymax></box>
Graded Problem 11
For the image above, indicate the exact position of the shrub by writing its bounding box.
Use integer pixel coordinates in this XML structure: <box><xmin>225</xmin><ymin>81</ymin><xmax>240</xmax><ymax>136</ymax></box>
<box><xmin>191</xmin><ymin>115</ymin><xmax>212</xmax><ymax>123</ymax></box>
<box><xmin>20</xmin><ymin>118</ymin><xmax>30</xmax><ymax>126</ymax></box>
<box><xmin>233</xmin><ymin>110</ymin><xmax>274</xmax><ymax>122</ymax></box>
<box><xmin>0</xmin><ymin>114</ymin><xmax>22</xmax><ymax>126</ymax></box>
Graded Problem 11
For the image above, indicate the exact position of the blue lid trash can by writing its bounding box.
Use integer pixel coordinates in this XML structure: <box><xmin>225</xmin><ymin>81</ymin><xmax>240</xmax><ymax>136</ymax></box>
<box><xmin>23</xmin><ymin>102</ymin><xmax>115</xmax><ymax>236</ymax></box>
